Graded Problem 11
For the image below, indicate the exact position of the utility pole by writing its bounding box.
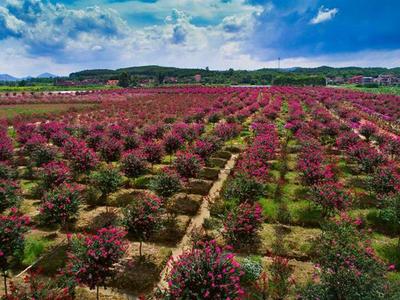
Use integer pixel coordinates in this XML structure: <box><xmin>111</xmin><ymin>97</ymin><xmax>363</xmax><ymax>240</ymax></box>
<box><xmin>278</xmin><ymin>57</ymin><xmax>281</xmax><ymax>70</ymax></box>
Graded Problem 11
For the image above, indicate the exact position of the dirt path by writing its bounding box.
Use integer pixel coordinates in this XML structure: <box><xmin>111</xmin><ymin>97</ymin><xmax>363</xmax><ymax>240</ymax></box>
<box><xmin>156</xmin><ymin>153</ymin><xmax>239</xmax><ymax>291</ymax></box>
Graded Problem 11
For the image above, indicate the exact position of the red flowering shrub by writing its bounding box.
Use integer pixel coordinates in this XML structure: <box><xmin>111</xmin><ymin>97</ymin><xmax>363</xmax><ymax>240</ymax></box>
<box><xmin>50</xmin><ymin>129</ymin><xmax>71</xmax><ymax>147</ymax></box>
<box><xmin>384</xmin><ymin>137</ymin><xmax>400</xmax><ymax>159</ymax></box>
<box><xmin>171</xmin><ymin>123</ymin><xmax>191</xmax><ymax>140</ymax></box>
<box><xmin>39</xmin><ymin>184</ymin><xmax>82</xmax><ymax>227</ymax></box>
<box><xmin>0</xmin><ymin>210</ymin><xmax>30</xmax><ymax>295</ymax></box>
<box><xmin>38</xmin><ymin>121</ymin><xmax>66</xmax><ymax>139</ymax></box>
<box><xmin>40</xmin><ymin>161</ymin><xmax>72</xmax><ymax>189</ymax></box>
<box><xmin>142</xmin><ymin>140</ymin><xmax>164</xmax><ymax>164</ymax></box>
<box><xmin>223</xmin><ymin>202</ymin><xmax>263</xmax><ymax>247</ymax></box>
<box><xmin>369</xmin><ymin>165</ymin><xmax>400</xmax><ymax>195</ymax></box>
<box><xmin>237</xmin><ymin>151</ymin><xmax>270</xmax><ymax>183</ymax></box>
<box><xmin>192</xmin><ymin>136</ymin><xmax>221</xmax><ymax>159</ymax></box>
<box><xmin>309</xmin><ymin>181</ymin><xmax>352</xmax><ymax>217</ymax></box>
<box><xmin>63</xmin><ymin>138</ymin><xmax>99</xmax><ymax>174</ymax></box>
<box><xmin>142</xmin><ymin>123</ymin><xmax>165</xmax><ymax>140</ymax></box>
<box><xmin>23</xmin><ymin>134</ymin><xmax>47</xmax><ymax>154</ymax></box>
<box><xmin>173</xmin><ymin>151</ymin><xmax>203</xmax><ymax>179</ymax></box>
<box><xmin>108</xmin><ymin>124</ymin><xmax>125</xmax><ymax>140</ymax></box>
<box><xmin>214</xmin><ymin>122</ymin><xmax>241</xmax><ymax>141</ymax></box>
<box><xmin>67</xmin><ymin>227</ymin><xmax>128</xmax><ymax>293</ymax></box>
<box><xmin>163</xmin><ymin>132</ymin><xmax>184</xmax><ymax>155</ymax></box>
<box><xmin>121</xmin><ymin>150</ymin><xmax>148</xmax><ymax>178</ymax></box>
<box><xmin>99</xmin><ymin>137</ymin><xmax>123</xmax><ymax>162</ymax></box>
<box><xmin>0</xmin><ymin>133</ymin><xmax>13</xmax><ymax>161</ymax></box>
<box><xmin>336</xmin><ymin>131</ymin><xmax>359</xmax><ymax>150</ymax></box>
<box><xmin>0</xmin><ymin>180</ymin><xmax>21</xmax><ymax>213</ymax></box>
<box><xmin>163</xmin><ymin>240</ymin><xmax>244</xmax><ymax>299</ymax></box>
<box><xmin>348</xmin><ymin>142</ymin><xmax>385</xmax><ymax>173</ymax></box>
<box><xmin>15</xmin><ymin>124</ymin><xmax>36</xmax><ymax>144</ymax></box>
<box><xmin>297</xmin><ymin>148</ymin><xmax>328</xmax><ymax>185</ymax></box>
<box><xmin>122</xmin><ymin>192</ymin><xmax>164</xmax><ymax>256</ymax></box>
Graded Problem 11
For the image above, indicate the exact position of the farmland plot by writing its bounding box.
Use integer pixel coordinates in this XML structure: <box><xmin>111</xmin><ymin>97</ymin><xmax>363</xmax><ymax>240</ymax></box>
<box><xmin>1</xmin><ymin>86</ymin><xmax>400</xmax><ymax>299</ymax></box>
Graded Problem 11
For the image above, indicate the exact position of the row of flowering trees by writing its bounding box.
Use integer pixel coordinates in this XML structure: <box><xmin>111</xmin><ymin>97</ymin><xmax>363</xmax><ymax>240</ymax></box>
<box><xmin>282</xmin><ymin>94</ymin><xmax>352</xmax><ymax>217</ymax></box>
<box><xmin>0</xmin><ymin>87</ymin><xmax>272</xmax><ymax>298</ymax></box>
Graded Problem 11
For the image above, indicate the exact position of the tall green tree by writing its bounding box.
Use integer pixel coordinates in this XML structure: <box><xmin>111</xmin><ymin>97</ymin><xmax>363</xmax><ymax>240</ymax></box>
<box><xmin>118</xmin><ymin>72</ymin><xmax>130</xmax><ymax>87</ymax></box>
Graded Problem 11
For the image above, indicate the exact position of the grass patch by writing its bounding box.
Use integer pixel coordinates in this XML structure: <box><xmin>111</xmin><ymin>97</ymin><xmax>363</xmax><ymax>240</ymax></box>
<box><xmin>259</xmin><ymin>197</ymin><xmax>279</xmax><ymax>221</ymax></box>
<box><xmin>365</xmin><ymin>208</ymin><xmax>400</xmax><ymax>235</ymax></box>
<box><xmin>269</xmin><ymin>169</ymin><xmax>280</xmax><ymax>181</ymax></box>
<box><xmin>0</xmin><ymin>103</ymin><xmax>96</xmax><ymax>120</ymax></box>
<box><xmin>282</xmin><ymin>183</ymin><xmax>302</xmax><ymax>201</ymax></box>
<box><xmin>22</xmin><ymin>235</ymin><xmax>53</xmax><ymax>266</ymax></box>
<box><xmin>288</xmin><ymin>200</ymin><xmax>322</xmax><ymax>227</ymax></box>
<box><xmin>372</xmin><ymin>233</ymin><xmax>400</xmax><ymax>266</ymax></box>
<box><xmin>284</xmin><ymin>171</ymin><xmax>299</xmax><ymax>183</ymax></box>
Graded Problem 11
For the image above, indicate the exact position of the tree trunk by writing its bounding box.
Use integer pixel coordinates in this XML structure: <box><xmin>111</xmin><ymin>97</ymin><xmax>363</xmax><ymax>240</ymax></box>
<box><xmin>139</xmin><ymin>240</ymin><xmax>143</xmax><ymax>258</ymax></box>
<box><xmin>3</xmin><ymin>272</ymin><xmax>7</xmax><ymax>297</ymax></box>
<box><xmin>96</xmin><ymin>285</ymin><xmax>99</xmax><ymax>300</ymax></box>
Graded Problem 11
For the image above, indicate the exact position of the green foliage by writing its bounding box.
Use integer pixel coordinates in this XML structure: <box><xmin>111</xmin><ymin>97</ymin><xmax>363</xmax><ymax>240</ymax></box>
<box><xmin>272</xmin><ymin>75</ymin><xmax>326</xmax><ymax>86</ymax></box>
<box><xmin>90</xmin><ymin>166</ymin><xmax>123</xmax><ymax>197</ymax></box>
<box><xmin>223</xmin><ymin>174</ymin><xmax>264</xmax><ymax>203</ymax></box>
<box><xmin>240</xmin><ymin>256</ymin><xmax>263</xmax><ymax>283</ymax></box>
<box><xmin>149</xmin><ymin>172</ymin><xmax>181</xmax><ymax>198</ymax></box>
<box><xmin>118</xmin><ymin>71</ymin><xmax>130</xmax><ymax>87</ymax></box>
<box><xmin>301</xmin><ymin>215</ymin><xmax>388</xmax><ymax>299</ymax></box>
<box><xmin>22</xmin><ymin>236</ymin><xmax>51</xmax><ymax>266</ymax></box>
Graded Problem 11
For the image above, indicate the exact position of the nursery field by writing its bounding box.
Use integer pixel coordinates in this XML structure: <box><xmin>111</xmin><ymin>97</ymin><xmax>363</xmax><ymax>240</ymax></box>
<box><xmin>0</xmin><ymin>103</ymin><xmax>97</xmax><ymax>120</ymax></box>
<box><xmin>339</xmin><ymin>84</ymin><xmax>400</xmax><ymax>96</ymax></box>
<box><xmin>1</xmin><ymin>86</ymin><xmax>400</xmax><ymax>299</ymax></box>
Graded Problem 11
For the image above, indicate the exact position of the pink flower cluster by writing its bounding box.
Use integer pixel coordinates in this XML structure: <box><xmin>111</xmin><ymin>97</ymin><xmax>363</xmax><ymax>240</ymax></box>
<box><xmin>166</xmin><ymin>240</ymin><xmax>244</xmax><ymax>299</ymax></box>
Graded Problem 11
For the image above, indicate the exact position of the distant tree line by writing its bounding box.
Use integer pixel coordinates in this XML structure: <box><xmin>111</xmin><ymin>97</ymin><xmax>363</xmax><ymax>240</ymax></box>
<box><xmin>272</xmin><ymin>75</ymin><xmax>326</xmax><ymax>86</ymax></box>
<box><xmin>66</xmin><ymin>65</ymin><xmax>400</xmax><ymax>87</ymax></box>
<box><xmin>3</xmin><ymin>65</ymin><xmax>397</xmax><ymax>87</ymax></box>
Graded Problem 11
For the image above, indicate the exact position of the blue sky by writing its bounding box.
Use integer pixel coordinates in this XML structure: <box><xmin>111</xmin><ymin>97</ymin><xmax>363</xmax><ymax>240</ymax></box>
<box><xmin>0</xmin><ymin>0</ymin><xmax>399</xmax><ymax>76</ymax></box>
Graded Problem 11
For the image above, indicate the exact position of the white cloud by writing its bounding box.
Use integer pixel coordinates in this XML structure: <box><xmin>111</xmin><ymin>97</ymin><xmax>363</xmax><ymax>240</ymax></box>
<box><xmin>310</xmin><ymin>6</ymin><xmax>338</xmax><ymax>25</ymax></box>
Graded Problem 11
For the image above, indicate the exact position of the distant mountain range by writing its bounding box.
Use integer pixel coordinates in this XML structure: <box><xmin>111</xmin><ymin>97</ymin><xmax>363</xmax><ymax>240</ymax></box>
<box><xmin>0</xmin><ymin>73</ymin><xmax>59</xmax><ymax>82</ymax></box>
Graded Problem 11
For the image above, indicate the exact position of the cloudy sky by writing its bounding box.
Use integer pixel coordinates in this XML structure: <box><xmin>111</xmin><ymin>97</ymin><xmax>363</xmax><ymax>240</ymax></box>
<box><xmin>0</xmin><ymin>0</ymin><xmax>399</xmax><ymax>76</ymax></box>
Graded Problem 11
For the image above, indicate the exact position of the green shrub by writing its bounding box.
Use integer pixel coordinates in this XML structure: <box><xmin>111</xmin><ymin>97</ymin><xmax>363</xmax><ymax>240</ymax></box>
<box><xmin>223</xmin><ymin>174</ymin><xmax>264</xmax><ymax>203</ymax></box>
<box><xmin>301</xmin><ymin>214</ymin><xmax>388</xmax><ymax>299</ymax></box>
<box><xmin>149</xmin><ymin>172</ymin><xmax>181</xmax><ymax>198</ymax></box>
<box><xmin>22</xmin><ymin>236</ymin><xmax>51</xmax><ymax>266</ymax></box>
<box><xmin>90</xmin><ymin>166</ymin><xmax>123</xmax><ymax>198</ymax></box>
<box><xmin>240</xmin><ymin>256</ymin><xmax>263</xmax><ymax>283</ymax></box>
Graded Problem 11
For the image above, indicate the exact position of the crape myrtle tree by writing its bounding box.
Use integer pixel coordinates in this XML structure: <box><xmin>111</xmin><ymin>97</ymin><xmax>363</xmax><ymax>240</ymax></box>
<box><xmin>90</xmin><ymin>165</ymin><xmax>123</xmax><ymax>203</ymax></box>
<box><xmin>67</xmin><ymin>227</ymin><xmax>128</xmax><ymax>300</ymax></box>
<box><xmin>162</xmin><ymin>240</ymin><xmax>244</xmax><ymax>299</ymax></box>
<box><xmin>120</xmin><ymin>150</ymin><xmax>148</xmax><ymax>178</ymax></box>
<box><xmin>39</xmin><ymin>184</ymin><xmax>82</xmax><ymax>229</ymax></box>
<box><xmin>173</xmin><ymin>151</ymin><xmax>203</xmax><ymax>179</ymax></box>
<box><xmin>122</xmin><ymin>192</ymin><xmax>164</xmax><ymax>257</ymax></box>
<box><xmin>309</xmin><ymin>181</ymin><xmax>352</xmax><ymax>217</ymax></box>
<box><xmin>223</xmin><ymin>202</ymin><xmax>263</xmax><ymax>248</ymax></box>
<box><xmin>0</xmin><ymin>210</ymin><xmax>30</xmax><ymax>297</ymax></box>
<box><xmin>0</xmin><ymin>180</ymin><xmax>21</xmax><ymax>213</ymax></box>
<box><xmin>301</xmin><ymin>214</ymin><xmax>389</xmax><ymax>299</ymax></box>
